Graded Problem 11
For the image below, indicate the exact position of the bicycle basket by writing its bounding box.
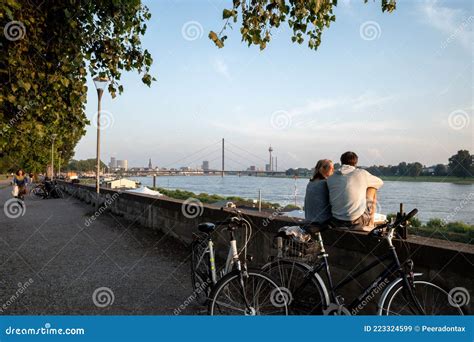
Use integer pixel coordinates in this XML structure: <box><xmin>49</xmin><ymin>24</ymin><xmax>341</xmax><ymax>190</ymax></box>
<box><xmin>270</xmin><ymin>235</ymin><xmax>319</xmax><ymax>263</ymax></box>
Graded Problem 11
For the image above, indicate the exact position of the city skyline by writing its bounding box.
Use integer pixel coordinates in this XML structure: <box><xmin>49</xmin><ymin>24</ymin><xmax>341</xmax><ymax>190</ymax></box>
<box><xmin>73</xmin><ymin>0</ymin><xmax>472</xmax><ymax>169</ymax></box>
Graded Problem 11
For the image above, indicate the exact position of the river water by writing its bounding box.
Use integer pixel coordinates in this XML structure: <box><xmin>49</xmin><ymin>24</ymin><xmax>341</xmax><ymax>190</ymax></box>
<box><xmin>132</xmin><ymin>176</ymin><xmax>474</xmax><ymax>224</ymax></box>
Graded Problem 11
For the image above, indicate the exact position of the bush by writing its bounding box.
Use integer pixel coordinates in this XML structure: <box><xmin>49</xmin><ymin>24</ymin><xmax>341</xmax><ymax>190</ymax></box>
<box><xmin>426</xmin><ymin>218</ymin><xmax>447</xmax><ymax>229</ymax></box>
<box><xmin>386</xmin><ymin>213</ymin><xmax>396</xmax><ymax>222</ymax></box>
<box><xmin>282</xmin><ymin>204</ymin><xmax>302</xmax><ymax>211</ymax></box>
<box><xmin>446</xmin><ymin>221</ymin><xmax>473</xmax><ymax>233</ymax></box>
<box><xmin>409</xmin><ymin>217</ymin><xmax>422</xmax><ymax>227</ymax></box>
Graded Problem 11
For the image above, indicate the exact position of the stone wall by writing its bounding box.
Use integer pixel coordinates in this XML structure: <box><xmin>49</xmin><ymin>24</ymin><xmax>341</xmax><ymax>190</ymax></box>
<box><xmin>60</xmin><ymin>181</ymin><xmax>473</xmax><ymax>314</ymax></box>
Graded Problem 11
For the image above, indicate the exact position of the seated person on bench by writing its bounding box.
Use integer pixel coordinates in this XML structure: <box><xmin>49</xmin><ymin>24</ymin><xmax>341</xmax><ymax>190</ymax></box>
<box><xmin>304</xmin><ymin>159</ymin><xmax>334</xmax><ymax>225</ymax></box>
<box><xmin>327</xmin><ymin>151</ymin><xmax>383</xmax><ymax>230</ymax></box>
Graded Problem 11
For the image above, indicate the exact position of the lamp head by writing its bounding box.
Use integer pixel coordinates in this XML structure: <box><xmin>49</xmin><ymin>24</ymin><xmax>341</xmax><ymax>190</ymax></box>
<box><xmin>93</xmin><ymin>76</ymin><xmax>109</xmax><ymax>92</ymax></box>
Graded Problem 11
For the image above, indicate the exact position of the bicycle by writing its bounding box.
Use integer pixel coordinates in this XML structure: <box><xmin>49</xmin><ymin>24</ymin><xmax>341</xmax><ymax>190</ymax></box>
<box><xmin>190</xmin><ymin>210</ymin><xmax>289</xmax><ymax>315</ymax></box>
<box><xmin>30</xmin><ymin>180</ymin><xmax>63</xmax><ymax>200</ymax></box>
<box><xmin>263</xmin><ymin>208</ymin><xmax>466</xmax><ymax>315</ymax></box>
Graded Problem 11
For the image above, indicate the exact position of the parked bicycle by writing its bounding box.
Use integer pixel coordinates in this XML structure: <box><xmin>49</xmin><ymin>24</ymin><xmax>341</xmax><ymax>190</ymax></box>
<box><xmin>30</xmin><ymin>180</ymin><xmax>63</xmax><ymax>200</ymax></box>
<box><xmin>263</xmin><ymin>208</ymin><xmax>466</xmax><ymax>315</ymax></box>
<box><xmin>190</xmin><ymin>210</ymin><xmax>288</xmax><ymax>315</ymax></box>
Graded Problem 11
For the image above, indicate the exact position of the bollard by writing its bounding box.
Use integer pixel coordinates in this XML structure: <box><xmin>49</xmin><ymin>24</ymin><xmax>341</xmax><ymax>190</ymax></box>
<box><xmin>258</xmin><ymin>189</ymin><xmax>262</xmax><ymax>212</ymax></box>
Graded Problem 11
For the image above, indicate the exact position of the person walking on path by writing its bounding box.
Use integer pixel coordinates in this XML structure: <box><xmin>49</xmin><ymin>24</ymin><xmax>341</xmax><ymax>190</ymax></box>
<box><xmin>12</xmin><ymin>169</ymin><xmax>28</xmax><ymax>201</ymax></box>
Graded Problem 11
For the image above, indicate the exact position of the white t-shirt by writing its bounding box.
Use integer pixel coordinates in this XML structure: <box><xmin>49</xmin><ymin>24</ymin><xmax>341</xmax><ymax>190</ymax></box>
<box><xmin>327</xmin><ymin>165</ymin><xmax>383</xmax><ymax>221</ymax></box>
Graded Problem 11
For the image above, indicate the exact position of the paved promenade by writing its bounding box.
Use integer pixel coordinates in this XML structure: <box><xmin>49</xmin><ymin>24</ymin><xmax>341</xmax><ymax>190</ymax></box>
<box><xmin>0</xmin><ymin>181</ymin><xmax>201</xmax><ymax>315</ymax></box>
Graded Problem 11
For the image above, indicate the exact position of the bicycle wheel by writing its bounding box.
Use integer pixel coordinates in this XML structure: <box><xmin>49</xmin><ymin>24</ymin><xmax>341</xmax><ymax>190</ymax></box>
<box><xmin>263</xmin><ymin>259</ymin><xmax>328</xmax><ymax>315</ymax></box>
<box><xmin>30</xmin><ymin>186</ymin><xmax>46</xmax><ymax>200</ymax></box>
<box><xmin>381</xmin><ymin>280</ymin><xmax>465</xmax><ymax>315</ymax></box>
<box><xmin>208</xmin><ymin>269</ymin><xmax>288</xmax><ymax>315</ymax></box>
<box><xmin>190</xmin><ymin>236</ymin><xmax>212</xmax><ymax>302</ymax></box>
<box><xmin>52</xmin><ymin>187</ymin><xmax>64</xmax><ymax>198</ymax></box>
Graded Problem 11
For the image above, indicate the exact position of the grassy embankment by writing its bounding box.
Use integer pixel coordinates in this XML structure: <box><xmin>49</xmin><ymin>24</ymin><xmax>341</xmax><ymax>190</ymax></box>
<box><xmin>386</xmin><ymin>215</ymin><xmax>472</xmax><ymax>244</ymax></box>
<box><xmin>70</xmin><ymin>179</ymin><xmax>474</xmax><ymax>244</ymax></box>
<box><xmin>156</xmin><ymin>187</ymin><xmax>473</xmax><ymax>245</ymax></box>
<box><xmin>152</xmin><ymin>187</ymin><xmax>299</xmax><ymax>210</ymax></box>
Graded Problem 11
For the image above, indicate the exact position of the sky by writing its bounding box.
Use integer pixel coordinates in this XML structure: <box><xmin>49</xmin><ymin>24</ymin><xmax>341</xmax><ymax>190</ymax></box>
<box><xmin>74</xmin><ymin>0</ymin><xmax>473</xmax><ymax>170</ymax></box>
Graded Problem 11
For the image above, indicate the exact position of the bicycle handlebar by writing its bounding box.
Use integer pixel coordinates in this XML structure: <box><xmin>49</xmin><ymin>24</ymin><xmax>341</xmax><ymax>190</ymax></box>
<box><xmin>214</xmin><ymin>216</ymin><xmax>243</xmax><ymax>226</ymax></box>
<box><xmin>405</xmin><ymin>208</ymin><xmax>418</xmax><ymax>222</ymax></box>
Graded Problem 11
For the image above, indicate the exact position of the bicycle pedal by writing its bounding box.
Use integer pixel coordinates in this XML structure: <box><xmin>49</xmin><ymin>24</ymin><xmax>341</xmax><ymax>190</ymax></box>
<box><xmin>323</xmin><ymin>303</ymin><xmax>351</xmax><ymax>316</ymax></box>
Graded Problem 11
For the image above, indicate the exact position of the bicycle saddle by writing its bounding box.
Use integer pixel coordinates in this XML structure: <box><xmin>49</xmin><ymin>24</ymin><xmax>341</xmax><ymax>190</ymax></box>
<box><xmin>198</xmin><ymin>222</ymin><xmax>216</xmax><ymax>233</ymax></box>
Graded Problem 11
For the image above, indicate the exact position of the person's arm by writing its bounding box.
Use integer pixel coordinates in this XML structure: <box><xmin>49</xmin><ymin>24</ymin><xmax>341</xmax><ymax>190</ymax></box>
<box><xmin>364</xmin><ymin>170</ymin><xmax>383</xmax><ymax>189</ymax></box>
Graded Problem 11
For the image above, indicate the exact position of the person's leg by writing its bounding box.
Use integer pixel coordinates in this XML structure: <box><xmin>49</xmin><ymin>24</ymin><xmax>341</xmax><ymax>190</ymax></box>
<box><xmin>366</xmin><ymin>187</ymin><xmax>377</xmax><ymax>227</ymax></box>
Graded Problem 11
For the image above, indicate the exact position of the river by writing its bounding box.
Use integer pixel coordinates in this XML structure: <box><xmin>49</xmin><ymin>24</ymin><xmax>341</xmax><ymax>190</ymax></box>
<box><xmin>131</xmin><ymin>176</ymin><xmax>474</xmax><ymax>224</ymax></box>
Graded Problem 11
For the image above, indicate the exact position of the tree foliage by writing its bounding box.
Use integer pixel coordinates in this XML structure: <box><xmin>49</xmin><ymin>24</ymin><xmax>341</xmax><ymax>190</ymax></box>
<box><xmin>448</xmin><ymin>150</ymin><xmax>473</xmax><ymax>178</ymax></box>
<box><xmin>210</xmin><ymin>0</ymin><xmax>396</xmax><ymax>51</ymax></box>
<box><xmin>66</xmin><ymin>158</ymin><xmax>106</xmax><ymax>172</ymax></box>
<box><xmin>0</xmin><ymin>0</ymin><xmax>154</xmax><ymax>172</ymax></box>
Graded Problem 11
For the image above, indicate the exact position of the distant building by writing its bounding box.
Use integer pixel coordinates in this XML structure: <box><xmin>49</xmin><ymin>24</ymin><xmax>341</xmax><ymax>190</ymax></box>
<box><xmin>265</xmin><ymin>164</ymin><xmax>271</xmax><ymax>172</ymax></box>
<box><xmin>202</xmin><ymin>160</ymin><xmax>209</xmax><ymax>171</ymax></box>
<box><xmin>109</xmin><ymin>157</ymin><xmax>117</xmax><ymax>169</ymax></box>
<box><xmin>248</xmin><ymin>165</ymin><xmax>256</xmax><ymax>171</ymax></box>
<box><xmin>148</xmin><ymin>158</ymin><xmax>152</xmax><ymax>169</ymax></box>
<box><xmin>422</xmin><ymin>166</ymin><xmax>435</xmax><ymax>175</ymax></box>
<box><xmin>116</xmin><ymin>159</ymin><xmax>128</xmax><ymax>171</ymax></box>
<box><xmin>105</xmin><ymin>178</ymin><xmax>137</xmax><ymax>189</ymax></box>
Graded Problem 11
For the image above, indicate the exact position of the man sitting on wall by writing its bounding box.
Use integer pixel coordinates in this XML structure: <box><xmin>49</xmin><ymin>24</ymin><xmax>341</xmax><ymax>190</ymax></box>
<box><xmin>327</xmin><ymin>151</ymin><xmax>383</xmax><ymax>230</ymax></box>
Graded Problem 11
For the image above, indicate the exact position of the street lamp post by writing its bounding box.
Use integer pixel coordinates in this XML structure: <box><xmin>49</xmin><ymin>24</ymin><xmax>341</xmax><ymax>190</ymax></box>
<box><xmin>51</xmin><ymin>134</ymin><xmax>57</xmax><ymax>180</ymax></box>
<box><xmin>93</xmin><ymin>77</ymin><xmax>109</xmax><ymax>195</ymax></box>
<box><xmin>58</xmin><ymin>151</ymin><xmax>62</xmax><ymax>179</ymax></box>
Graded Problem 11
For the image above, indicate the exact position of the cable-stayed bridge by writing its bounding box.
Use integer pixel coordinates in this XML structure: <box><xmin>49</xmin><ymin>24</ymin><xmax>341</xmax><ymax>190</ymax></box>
<box><xmin>116</xmin><ymin>139</ymin><xmax>287</xmax><ymax>177</ymax></box>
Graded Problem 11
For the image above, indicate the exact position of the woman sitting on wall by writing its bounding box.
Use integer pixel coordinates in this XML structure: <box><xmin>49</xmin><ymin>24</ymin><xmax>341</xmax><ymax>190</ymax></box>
<box><xmin>304</xmin><ymin>159</ymin><xmax>334</xmax><ymax>224</ymax></box>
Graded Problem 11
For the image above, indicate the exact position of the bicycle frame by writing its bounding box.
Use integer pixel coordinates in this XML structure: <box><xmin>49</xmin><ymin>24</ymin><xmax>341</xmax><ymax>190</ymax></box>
<box><xmin>297</xmin><ymin>228</ymin><xmax>426</xmax><ymax>314</ymax></box>
<box><xmin>206</xmin><ymin>229</ymin><xmax>241</xmax><ymax>286</ymax></box>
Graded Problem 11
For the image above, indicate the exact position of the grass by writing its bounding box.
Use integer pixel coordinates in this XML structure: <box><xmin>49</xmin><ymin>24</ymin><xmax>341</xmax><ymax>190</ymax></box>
<box><xmin>387</xmin><ymin>214</ymin><xmax>473</xmax><ymax>244</ymax></box>
<box><xmin>74</xmin><ymin>178</ymin><xmax>474</xmax><ymax>244</ymax></box>
<box><xmin>380</xmin><ymin>176</ymin><xmax>474</xmax><ymax>184</ymax></box>
<box><xmin>158</xmin><ymin>188</ymin><xmax>471</xmax><ymax>245</ymax></box>
<box><xmin>152</xmin><ymin>187</ymin><xmax>296</xmax><ymax>210</ymax></box>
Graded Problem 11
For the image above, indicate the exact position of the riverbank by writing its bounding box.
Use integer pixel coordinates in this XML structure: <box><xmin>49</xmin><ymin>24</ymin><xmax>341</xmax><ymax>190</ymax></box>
<box><xmin>156</xmin><ymin>187</ymin><xmax>473</xmax><ymax>245</ymax></box>
<box><xmin>380</xmin><ymin>176</ymin><xmax>474</xmax><ymax>184</ymax></box>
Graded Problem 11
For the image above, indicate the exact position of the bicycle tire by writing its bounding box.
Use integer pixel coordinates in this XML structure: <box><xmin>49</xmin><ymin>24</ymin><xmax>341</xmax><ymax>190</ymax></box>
<box><xmin>208</xmin><ymin>269</ymin><xmax>288</xmax><ymax>315</ymax></box>
<box><xmin>30</xmin><ymin>186</ymin><xmax>46</xmax><ymax>200</ymax></box>
<box><xmin>262</xmin><ymin>259</ymin><xmax>329</xmax><ymax>315</ymax></box>
<box><xmin>53</xmin><ymin>187</ymin><xmax>64</xmax><ymax>199</ymax></box>
<box><xmin>380</xmin><ymin>280</ymin><xmax>465</xmax><ymax>315</ymax></box>
<box><xmin>190</xmin><ymin>236</ymin><xmax>212</xmax><ymax>302</ymax></box>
